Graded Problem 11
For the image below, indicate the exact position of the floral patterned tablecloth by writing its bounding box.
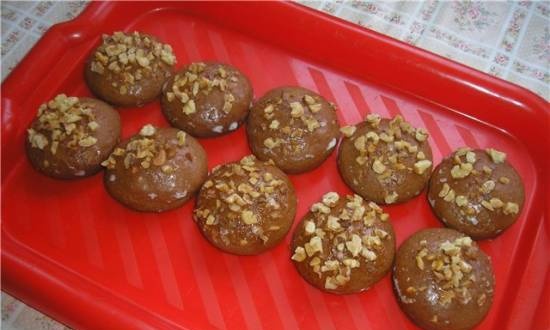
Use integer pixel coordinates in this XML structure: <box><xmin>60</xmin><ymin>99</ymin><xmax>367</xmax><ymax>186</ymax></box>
<box><xmin>1</xmin><ymin>1</ymin><xmax>549</xmax><ymax>329</ymax></box>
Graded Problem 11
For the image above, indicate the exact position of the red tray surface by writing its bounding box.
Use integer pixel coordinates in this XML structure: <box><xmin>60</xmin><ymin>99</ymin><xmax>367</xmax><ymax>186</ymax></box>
<box><xmin>2</xmin><ymin>2</ymin><xmax>549</xmax><ymax>330</ymax></box>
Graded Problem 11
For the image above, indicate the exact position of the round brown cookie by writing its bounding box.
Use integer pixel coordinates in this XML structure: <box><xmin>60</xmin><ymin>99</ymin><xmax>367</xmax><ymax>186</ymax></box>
<box><xmin>26</xmin><ymin>94</ymin><xmax>120</xmax><ymax>179</ymax></box>
<box><xmin>161</xmin><ymin>62</ymin><xmax>253</xmax><ymax>137</ymax></box>
<box><xmin>103</xmin><ymin>124</ymin><xmax>207</xmax><ymax>212</ymax></box>
<box><xmin>291</xmin><ymin>192</ymin><xmax>395</xmax><ymax>294</ymax></box>
<box><xmin>338</xmin><ymin>114</ymin><xmax>433</xmax><ymax>205</ymax></box>
<box><xmin>427</xmin><ymin>147</ymin><xmax>524</xmax><ymax>240</ymax></box>
<box><xmin>246</xmin><ymin>86</ymin><xmax>340</xmax><ymax>174</ymax></box>
<box><xmin>194</xmin><ymin>155</ymin><xmax>296</xmax><ymax>255</ymax></box>
<box><xmin>393</xmin><ymin>228</ymin><xmax>494</xmax><ymax>330</ymax></box>
<box><xmin>85</xmin><ymin>31</ymin><xmax>176</xmax><ymax>107</ymax></box>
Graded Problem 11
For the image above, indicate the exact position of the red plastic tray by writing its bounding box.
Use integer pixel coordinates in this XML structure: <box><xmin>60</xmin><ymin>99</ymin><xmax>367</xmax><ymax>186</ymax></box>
<box><xmin>2</xmin><ymin>2</ymin><xmax>549</xmax><ymax>330</ymax></box>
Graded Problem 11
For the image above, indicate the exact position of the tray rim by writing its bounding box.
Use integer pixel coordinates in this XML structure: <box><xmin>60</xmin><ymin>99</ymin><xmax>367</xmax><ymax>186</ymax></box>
<box><xmin>1</xmin><ymin>2</ymin><xmax>549</xmax><ymax>330</ymax></box>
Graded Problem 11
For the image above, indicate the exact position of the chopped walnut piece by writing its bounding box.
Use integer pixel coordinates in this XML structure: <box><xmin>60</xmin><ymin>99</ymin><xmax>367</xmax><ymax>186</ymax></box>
<box><xmin>101</xmin><ymin>156</ymin><xmax>116</xmax><ymax>169</ymax></box>
<box><xmin>360</xmin><ymin>247</ymin><xmax>377</xmax><ymax>261</ymax></box>
<box><xmin>372</xmin><ymin>159</ymin><xmax>387</xmax><ymax>174</ymax></box>
<box><xmin>176</xmin><ymin>131</ymin><xmax>186</xmax><ymax>146</ymax></box>
<box><xmin>291</xmin><ymin>246</ymin><xmax>307</xmax><ymax>262</ymax></box>
<box><xmin>379</xmin><ymin>132</ymin><xmax>394</xmax><ymax>143</ymax></box>
<box><xmin>304</xmin><ymin>221</ymin><xmax>316</xmax><ymax>234</ymax></box>
<box><xmin>263</xmin><ymin>137</ymin><xmax>280</xmax><ymax>149</ymax></box>
<box><xmin>455</xmin><ymin>195</ymin><xmax>468</xmax><ymax>207</ymax></box>
<box><xmin>269</xmin><ymin>120</ymin><xmax>280</xmax><ymax>130</ymax></box>
<box><xmin>311</xmin><ymin>202</ymin><xmax>331</xmax><ymax>214</ymax></box>
<box><xmin>440</xmin><ymin>241</ymin><xmax>460</xmax><ymax>256</ymax></box>
<box><xmin>443</xmin><ymin>189</ymin><xmax>456</xmax><ymax>202</ymax></box>
<box><xmin>486</xmin><ymin>148</ymin><xmax>506</xmax><ymax>164</ymax></box>
<box><xmin>324</xmin><ymin>277</ymin><xmax>339</xmax><ymax>290</ymax></box>
<box><xmin>28</xmin><ymin>129</ymin><xmax>49</xmax><ymax>150</ymax></box>
<box><xmin>354</xmin><ymin>135</ymin><xmax>366</xmax><ymax>152</ymax></box>
<box><xmin>304</xmin><ymin>117</ymin><xmax>320</xmax><ymax>132</ymax></box>
<box><xmin>365</xmin><ymin>131</ymin><xmax>380</xmax><ymax>144</ymax></box>
<box><xmin>166</xmin><ymin>92</ymin><xmax>175</xmax><ymax>102</ymax></box>
<box><xmin>415</xmin><ymin>128</ymin><xmax>428</xmax><ymax>142</ymax></box>
<box><xmin>416</xmin><ymin>248</ymin><xmax>428</xmax><ymax>270</ymax></box>
<box><xmin>374</xmin><ymin>228</ymin><xmax>388</xmax><ymax>239</ymax></box>
<box><xmin>90</xmin><ymin>61</ymin><xmax>105</xmax><ymax>74</ymax></box>
<box><xmin>489</xmin><ymin>198</ymin><xmax>504</xmax><ymax>209</ymax></box>
<box><xmin>304</xmin><ymin>95</ymin><xmax>315</xmax><ymax>105</ymax></box>
<box><xmin>365</xmin><ymin>113</ymin><xmax>381</xmax><ymax>126</ymax></box>
<box><xmin>78</xmin><ymin>136</ymin><xmax>97</xmax><ymax>147</ymax></box>
<box><xmin>340</xmin><ymin>125</ymin><xmax>357</xmax><ymax>137</ymax></box>
<box><xmin>321</xmin><ymin>260</ymin><xmax>339</xmax><ymax>272</ymax></box>
<box><xmin>355</xmin><ymin>156</ymin><xmax>368</xmax><ymax>165</ymax></box>
<box><xmin>439</xmin><ymin>183</ymin><xmax>451</xmax><ymax>198</ymax></box>
<box><xmin>480</xmin><ymin>180</ymin><xmax>496</xmax><ymax>194</ymax></box>
<box><xmin>450</xmin><ymin>163</ymin><xmax>473</xmax><ymax>179</ymax></box>
<box><xmin>326</xmin><ymin>216</ymin><xmax>342</xmax><ymax>231</ymax></box>
<box><xmin>183</xmin><ymin>99</ymin><xmax>196</xmax><ymax>115</ymax></box>
<box><xmin>481</xmin><ymin>200</ymin><xmax>494</xmax><ymax>211</ymax></box>
<box><xmin>222</xmin><ymin>93</ymin><xmax>235</xmax><ymax>113</ymax></box>
<box><xmin>289</xmin><ymin>102</ymin><xmax>305</xmax><ymax>117</ymax></box>
<box><xmin>304</xmin><ymin>236</ymin><xmax>323</xmax><ymax>256</ymax></box>
<box><xmin>161</xmin><ymin>165</ymin><xmax>173</xmax><ymax>173</ymax></box>
<box><xmin>200</xmin><ymin>213</ymin><xmax>214</xmax><ymax>225</ymax></box>
<box><xmin>322</xmin><ymin>192</ymin><xmax>340</xmax><ymax>206</ymax></box>
<box><xmin>343</xmin><ymin>258</ymin><xmax>360</xmax><ymax>268</ymax></box>
<box><xmin>384</xmin><ymin>191</ymin><xmax>398</xmax><ymax>204</ymax></box>
<box><xmin>241</xmin><ymin>210</ymin><xmax>258</xmax><ymax>225</ymax></box>
<box><xmin>454</xmin><ymin>236</ymin><xmax>472</xmax><ymax>247</ymax></box>
<box><xmin>414</xmin><ymin>159</ymin><xmax>432</xmax><ymax>175</ymax></box>
<box><xmin>87</xmin><ymin>121</ymin><xmax>99</xmax><ymax>131</ymax></box>
<box><xmin>345</xmin><ymin>234</ymin><xmax>362</xmax><ymax>257</ymax></box>
<box><xmin>309</xmin><ymin>104</ymin><xmax>322</xmax><ymax>113</ymax></box>
<box><xmin>139</xmin><ymin>124</ymin><xmax>156</xmax><ymax>136</ymax></box>
<box><xmin>503</xmin><ymin>202</ymin><xmax>519</xmax><ymax>215</ymax></box>
<box><xmin>465</xmin><ymin>151</ymin><xmax>477</xmax><ymax>164</ymax></box>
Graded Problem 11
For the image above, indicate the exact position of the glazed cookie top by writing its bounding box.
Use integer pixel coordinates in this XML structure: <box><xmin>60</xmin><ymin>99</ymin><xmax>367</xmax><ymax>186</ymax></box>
<box><xmin>28</xmin><ymin>94</ymin><xmax>103</xmax><ymax>156</ymax></box>
<box><xmin>102</xmin><ymin>124</ymin><xmax>207</xmax><ymax>212</ymax></box>
<box><xmin>162</xmin><ymin>62</ymin><xmax>253</xmax><ymax>137</ymax></box>
<box><xmin>88</xmin><ymin>31</ymin><xmax>176</xmax><ymax>98</ymax></box>
<box><xmin>247</xmin><ymin>86</ymin><xmax>340</xmax><ymax>173</ymax></box>
<box><xmin>194</xmin><ymin>155</ymin><xmax>296</xmax><ymax>255</ymax></box>
<box><xmin>102</xmin><ymin>124</ymin><xmax>207</xmax><ymax>211</ymax></box>
<box><xmin>428</xmin><ymin>148</ymin><xmax>524</xmax><ymax>239</ymax></box>
<box><xmin>101</xmin><ymin>124</ymin><xmax>187</xmax><ymax>173</ymax></box>
<box><xmin>338</xmin><ymin>114</ymin><xmax>433</xmax><ymax>204</ymax></box>
<box><xmin>394</xmin><ymin>228</ymin><xmax>494</xmax><ymax>330</ymax></box>
<box><xmin>291</xmin><ymin>193</ymin><xmax>395</xmax><ymax>294</ymax></box>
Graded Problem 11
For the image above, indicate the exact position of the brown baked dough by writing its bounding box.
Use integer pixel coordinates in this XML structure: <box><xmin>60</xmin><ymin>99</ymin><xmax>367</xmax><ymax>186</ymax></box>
<box><xmin>161</xmin><ymin>62</ymin><xmax>253</xmax><ymax>137</ymax></box>
<box><xmin>393</xmin><ymin>228</ymin><xmax>494</xmax><ymax>330</ymax></box>
<box><xmin>26</xmin><ymin>94</ymin><xmax>120</xmax><ymax>179</ymax></box>
<box><xmin>85</xmin><ymin>31</ymin><xmax>176</xmax><ymax>107</ymax></box>
<box><xmin>103</xmin><ymin>124</ymin><xmax>207</xmax><ymax>212</ymax></box>
<box><xmin>427</xmin><ymin>148</ymin><xmax>524</xmax><ymax>240</ymax></box>
<box><xmin>246</xmin><ymin>86</ymin><xmax>340</xmax><ymax>174</ymax></box>
<box><xmin>194</xmin><ymin>155</ymin><xmax>296</xmax><ymax>255</ymax></box>
<box><xmin>338</xmin><ymin>114</ymin><xmax>433</xmax><ymax>204</ymax></box>
<box><xmin>291</xmin><ymin>193</ymin><xmax>395</xmax><ymax>294</ymax></box>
